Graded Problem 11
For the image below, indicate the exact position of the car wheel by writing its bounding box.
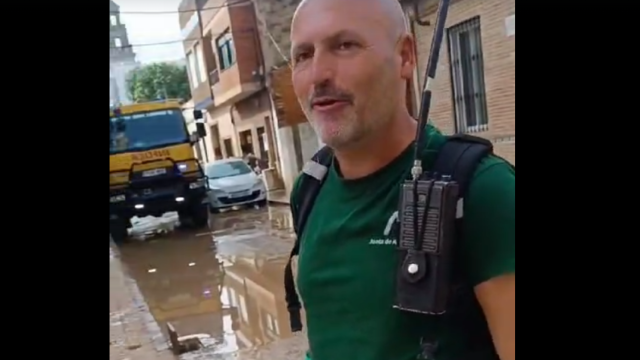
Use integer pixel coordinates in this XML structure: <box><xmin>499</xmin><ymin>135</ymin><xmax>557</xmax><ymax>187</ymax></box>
<box><xmin>256</xmin><ymin>199</ymin><xmax>268</xmax><ymax>207</ymax></box>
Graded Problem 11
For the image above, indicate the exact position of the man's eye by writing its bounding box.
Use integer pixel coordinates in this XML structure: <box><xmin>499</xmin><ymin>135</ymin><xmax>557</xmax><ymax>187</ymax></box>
<box><xmin>338</xmin><ymin>41</ymin><xmax>357</xmax><ymax>51</ymax></box>
<box><xmin>294</xmin><ymin>53</ymin><xmax>311</xmax><ymax>63</ymax></box>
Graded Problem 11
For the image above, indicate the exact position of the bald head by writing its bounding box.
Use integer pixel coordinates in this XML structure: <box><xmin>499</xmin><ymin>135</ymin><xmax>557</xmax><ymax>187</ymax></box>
<box><xmin>293</xmin><ymin>0</ymin><xmax>407</xmax><ymax>44</ymax></box>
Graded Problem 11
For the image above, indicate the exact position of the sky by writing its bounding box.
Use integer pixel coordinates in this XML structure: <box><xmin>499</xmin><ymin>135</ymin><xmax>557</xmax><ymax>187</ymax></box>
<box><xmin>116</xmin><ymin>0</ymin><xmax>186</xmax><ymax>64</ymax></box>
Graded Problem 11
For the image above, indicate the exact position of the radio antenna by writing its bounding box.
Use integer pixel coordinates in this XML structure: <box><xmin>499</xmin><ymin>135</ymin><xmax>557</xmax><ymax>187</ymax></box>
<box><xmin>411</xmin><ymin>0</ymin><xmax>451</xmax><ymax>179</ymax></box>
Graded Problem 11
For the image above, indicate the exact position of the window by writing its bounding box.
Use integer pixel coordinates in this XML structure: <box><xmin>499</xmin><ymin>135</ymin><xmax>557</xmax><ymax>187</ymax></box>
<box><xmin>109</xmin><ymin>110</ymin><xmax>189</xmax><ymax>154</ymax></box>
<box><xmin>265</xmin><ymin>313</ymin><xmax>280</xmax><ymax>335</ymax></box>
<box><xmin>505</xmin><ymin>14</ymin><xmax>515</xmax><ymax>37</ymax></box>
<box><xmin>205</xmin><ymin>160</ymin><xmax>252</xmax><ymax>179</ymax></box>
<box><xmin>113</xmin><ymin>38</ymin><xmax>122</xmax><ymax>48</ymax></box>
<box><xmin>110</xmin><ymin>15</ymin><xmax>118</xmax><ymax>26</ymax></box>
<box><xmin>216</xmin><ymin>29</ymin><xmax>236</xmax><ymax>70</ymax></box>
<box><xmin>447</xmin><ymin>17</ymin><xmax>489</xmax><ymax>133</ymax></box>
<box><xmin>195</xmin><ymin>43</ymin><xmax>208</xmax><ymax>84</ymax></box>
<box><xmin>187</xmin><ymin>51</ymin><xmax>199</xmax><ymax>88</ymax></box>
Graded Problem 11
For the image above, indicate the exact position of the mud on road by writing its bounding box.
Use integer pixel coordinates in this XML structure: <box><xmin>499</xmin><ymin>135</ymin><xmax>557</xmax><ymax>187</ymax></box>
<box><xmin>114</xmin><ymin>205</ymin><xmax>308</xmax><ymax>360</ymax></box>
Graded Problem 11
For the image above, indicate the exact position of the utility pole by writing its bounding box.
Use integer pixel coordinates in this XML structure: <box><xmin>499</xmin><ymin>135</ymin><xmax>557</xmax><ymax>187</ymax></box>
<box><xmin>249</xmin><ymin>5</ymin><xmax>280</xmax><ymax>171</ymax></box>
<box><xmin>195</xmin><ymin>0</ymin><xmax>211</xmax><ymax>163</ymax></box>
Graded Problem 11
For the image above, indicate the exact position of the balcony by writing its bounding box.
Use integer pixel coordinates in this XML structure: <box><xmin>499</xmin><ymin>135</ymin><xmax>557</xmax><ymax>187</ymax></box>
<box><xmin>210</xmin><ymin>62</ymin><xmax>263</xmax><ymax>108</ymax></box>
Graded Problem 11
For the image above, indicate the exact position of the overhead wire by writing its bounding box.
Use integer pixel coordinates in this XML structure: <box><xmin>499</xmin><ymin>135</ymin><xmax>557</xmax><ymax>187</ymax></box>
<box><xmin>109</xmin><ymin>1</ymin><xmax>254</xmax><ymax>49</ymax></box>
<box><xmin>111</xmin><ymin>0</ymin><xmax>250</xmax><ymax>14</ymax></box>
<box><xmin>109</xmin><ymin>28</ymin><xmax>257</xmax><ymax>49</ymax></box>
<box><xmin>110</xmin><ymin>0</ymin><xmax>293</xmax><ymax>67</ymax></box>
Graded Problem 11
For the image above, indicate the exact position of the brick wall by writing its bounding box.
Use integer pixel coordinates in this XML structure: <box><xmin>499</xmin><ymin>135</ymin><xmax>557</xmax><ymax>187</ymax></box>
<box><xmin>409</xmin><ymin>0</ymin><xmax>515</xmax><ymax>163</ymax></box>
<box><xmin>229</xmin><ymin>3</ymin><xmax>263</xmax><ymax>85</ymax></box>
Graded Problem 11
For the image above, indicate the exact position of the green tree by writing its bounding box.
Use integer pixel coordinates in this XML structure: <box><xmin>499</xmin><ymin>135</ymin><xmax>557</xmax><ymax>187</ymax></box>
<box><xmin>126</xmin><ymin>62</ymin><xmax>190</xmax><ymax>103</ymax></box>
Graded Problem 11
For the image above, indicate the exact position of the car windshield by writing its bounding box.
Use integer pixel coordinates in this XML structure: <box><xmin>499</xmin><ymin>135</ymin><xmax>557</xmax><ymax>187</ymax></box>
<box><xmin>206</xmin><ymin>161</ymin><xmax>252</xmax><ymax>179</ymax></box>
<box><xmin>110</xmin><ymin>109</ymin><xmax>188</xmax><ymax>154</ymax></box>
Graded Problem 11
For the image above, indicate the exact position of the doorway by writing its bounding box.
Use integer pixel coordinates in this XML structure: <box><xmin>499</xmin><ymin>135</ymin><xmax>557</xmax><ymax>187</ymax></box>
<box><xmin>223</xmin><ymin>138</ymin><xmax>234</xmax><ymax>158</ymax></box>
<box><xmin>238</xmin><ymin>129</ymin><xmax>253</xmax><ymax>156</ymax></box>
<box><xmin>210</xmin><ymin>124</ymin><xmax>222</xmax><ymax>160</ymax></box>
<box><xmin>256</xmin><ymin>126</ymin><xmax>268</xmax><ymax>161</ymax></box>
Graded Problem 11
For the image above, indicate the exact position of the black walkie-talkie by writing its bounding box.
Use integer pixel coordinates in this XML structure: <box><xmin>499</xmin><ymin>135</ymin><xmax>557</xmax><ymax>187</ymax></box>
<box><xmin>395</xmin><ymin>175</ymin><xmax>459</xmax><ymax>314</ymax></box>
<box><xmin>393</xmin><ymin>0</ymin><xmax>453</xmax><ymax>316</ymax></box>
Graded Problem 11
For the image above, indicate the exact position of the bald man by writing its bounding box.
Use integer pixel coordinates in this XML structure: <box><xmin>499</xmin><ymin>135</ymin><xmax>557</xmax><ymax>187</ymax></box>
<box><xmin>288</xmin><ymin>0</ymin><xmax>515</xmax><ymax>359</ymax></box>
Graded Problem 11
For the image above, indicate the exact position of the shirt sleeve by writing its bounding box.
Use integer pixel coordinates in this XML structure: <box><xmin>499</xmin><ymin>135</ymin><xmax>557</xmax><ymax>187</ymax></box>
<box><xmin>461</xmin><ymin>158</ymin><xmax>515</xmax><ymax>287</ymax></box>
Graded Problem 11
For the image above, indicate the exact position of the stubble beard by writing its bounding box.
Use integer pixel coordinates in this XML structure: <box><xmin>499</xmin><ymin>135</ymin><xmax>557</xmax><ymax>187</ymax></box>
<box><xmin>300</xmin><ymin>65</ymin><xmax>398</xmax><ymax>151</ymax></box>
<box><xmin>307</xmin><ymin>109</ymin><xmax>366</xmax><ymax>150</ymax></box>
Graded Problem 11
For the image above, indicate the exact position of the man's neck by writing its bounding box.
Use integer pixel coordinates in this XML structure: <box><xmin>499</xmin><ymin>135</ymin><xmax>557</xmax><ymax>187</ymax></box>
<box><xmin>334</xmin><ymin>113</ymin><xmax>418</xmax><ymax>179</ymax></box>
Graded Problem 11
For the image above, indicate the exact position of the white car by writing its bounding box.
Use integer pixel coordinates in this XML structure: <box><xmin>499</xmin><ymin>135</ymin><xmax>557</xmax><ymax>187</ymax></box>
<box><xmin>205</xmin><ymin>158</ymin><xmax>267</xmax><ymax>212</ymax></box>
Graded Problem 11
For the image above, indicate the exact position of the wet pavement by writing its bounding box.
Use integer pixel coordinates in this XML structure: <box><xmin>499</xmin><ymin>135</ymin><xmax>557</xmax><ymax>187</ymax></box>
<box><xmin>113</xmin><ymin>205</ymin><xmax>308</xmax><ymax>360</ymax></box>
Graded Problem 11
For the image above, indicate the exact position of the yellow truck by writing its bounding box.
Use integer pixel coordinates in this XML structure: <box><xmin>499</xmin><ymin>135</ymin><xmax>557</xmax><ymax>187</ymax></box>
<box><xmin>109</xmin><ymin>100</ymin><xmax>209</xmax><ymax>242</ymax></box>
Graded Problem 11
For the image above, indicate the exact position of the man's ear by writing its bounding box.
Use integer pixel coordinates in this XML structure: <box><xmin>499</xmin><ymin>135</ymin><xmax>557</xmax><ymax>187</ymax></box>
<box><xmin>399</xmin><ymin>34</ymin><xmax>416</xmax><ymax>80</ymax></box>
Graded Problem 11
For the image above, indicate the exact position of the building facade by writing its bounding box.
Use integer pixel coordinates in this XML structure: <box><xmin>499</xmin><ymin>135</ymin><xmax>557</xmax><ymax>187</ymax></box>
<box><xmin>109</xmin><ymin>0</ymin><xmax>138</xmax><ymax>106</ymax></box>
<box><xmin>178</xmin><ymin>0</ymin><xmax>273</xmax><ymax>167</ymax></box>
<box><xmin>402</xmin><ymin>0</ymin><xmax>516</xmax><ymax>163</ymax></box>
<box><xmin>251</xmin><ymin>0</ymin><xmax>324</xmax><ymax>196</ymax></box>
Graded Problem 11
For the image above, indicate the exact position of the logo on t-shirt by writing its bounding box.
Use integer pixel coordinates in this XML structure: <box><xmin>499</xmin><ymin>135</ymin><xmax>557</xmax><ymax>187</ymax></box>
<box><xmin>368</xmin><ymin>211</ymin><xmax>398</xmax><ymax>246</ymax></box>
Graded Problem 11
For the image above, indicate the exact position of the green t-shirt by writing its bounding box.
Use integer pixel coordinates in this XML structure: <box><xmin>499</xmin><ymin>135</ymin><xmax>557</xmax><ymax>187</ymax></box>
<box><xmin>291</xmin><ymin>125</ymin><xmax>515</xmax><ymax>360</ymax></box>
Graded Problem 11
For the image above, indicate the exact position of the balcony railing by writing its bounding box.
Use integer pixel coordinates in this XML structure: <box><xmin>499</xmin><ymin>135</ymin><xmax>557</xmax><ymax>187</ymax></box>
<box><xmin>209</xmin><ymin>69</ymin><xmax>220</xmax><ymax>86</ymax></box>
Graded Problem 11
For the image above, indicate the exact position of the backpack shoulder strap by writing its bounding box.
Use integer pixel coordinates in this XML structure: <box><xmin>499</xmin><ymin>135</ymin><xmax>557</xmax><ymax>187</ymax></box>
<box><xmin>430</xmin><ymin>134</ymin><xmax>502</xmax><ymax>360</ymax></box>
<box><xmin>431</xmin><ymin>134</ymin><xmax>493</xmax><ymax>199</ymax></box>
<box><xmin>292</xmin><ymin>146</ymin><xmax>334</xmax><ymax>238</ymax></box>
<box><xmin>284</xmin><ymin>146</ymin><xmax>333</xmax><ymax>332</ymax></box>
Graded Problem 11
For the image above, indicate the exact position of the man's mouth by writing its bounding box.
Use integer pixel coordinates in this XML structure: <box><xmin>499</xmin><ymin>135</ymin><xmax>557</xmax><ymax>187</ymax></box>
<box><xmin>311</xmin><ymin>98</ymin><xmax>350</xmax><ymax>111</ymax></box>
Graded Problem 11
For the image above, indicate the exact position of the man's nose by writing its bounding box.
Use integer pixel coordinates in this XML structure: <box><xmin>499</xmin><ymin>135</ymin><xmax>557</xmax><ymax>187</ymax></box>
<box><xmin>309</xmin><ymin>51</ymin><xmax>336</xmax><ymax>86</ymax></box>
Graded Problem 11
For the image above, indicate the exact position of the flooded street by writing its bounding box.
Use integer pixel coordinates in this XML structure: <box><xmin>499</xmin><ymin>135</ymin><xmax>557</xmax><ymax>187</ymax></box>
<box><xmin>113</xmin><ymin>205</ymin><xmax>308</xmax><ymax>360</ymax></box>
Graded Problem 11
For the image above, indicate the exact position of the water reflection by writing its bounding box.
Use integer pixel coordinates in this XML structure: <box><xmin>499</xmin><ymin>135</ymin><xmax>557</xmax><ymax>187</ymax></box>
<box><xmin>220</xmin><ymin>255</ymin><xmax>299</xmax><ymax>349</ymax></box>
<box><xmin>119</xmin><ymin>231</ymin><xmax>235</xmax><ymax>354</ymax></box>
<box><xmin>269</xmin><ymin>206</ymin><xmax>293</xmax><ymax>231</ymax></box>
<box><xmin>117</xmin><ymin>205</ymin><xmax>300</xmax><ymax>358</ymax></box>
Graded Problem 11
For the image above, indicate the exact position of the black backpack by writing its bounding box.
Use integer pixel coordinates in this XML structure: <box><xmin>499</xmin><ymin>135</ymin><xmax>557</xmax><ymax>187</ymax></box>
<box><xmin>283</xmin><ymin>134</ymin><xmax>512</xmax><ymax>359</ymax></box>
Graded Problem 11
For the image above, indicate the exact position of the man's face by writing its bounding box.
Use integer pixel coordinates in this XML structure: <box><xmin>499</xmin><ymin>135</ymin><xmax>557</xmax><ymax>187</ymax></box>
<box><xmin>290</xmin><ymin>0</ymin><xmax>407</xmax><ymax>150</ymax></box>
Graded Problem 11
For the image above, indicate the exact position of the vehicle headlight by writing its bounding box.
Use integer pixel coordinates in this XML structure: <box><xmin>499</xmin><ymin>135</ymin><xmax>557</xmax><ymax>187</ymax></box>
<box><xmin>177</xmin><ymin>163</ymin><xmax>188</xmax><ymax>172</ymax></box>
<box><xmin>189</xmin><ymin>179</ymin><xmax>206</xmax><ymax>189</ymax></box>
<box><xmin>254</xmin><ymin>178</ymin><xmax>264</xmax><ymax>187</ymax></box>
<box><xmin>110</xmin><ymin>194</ymin><xmax>125</xmax><ymax>203</ymax></box>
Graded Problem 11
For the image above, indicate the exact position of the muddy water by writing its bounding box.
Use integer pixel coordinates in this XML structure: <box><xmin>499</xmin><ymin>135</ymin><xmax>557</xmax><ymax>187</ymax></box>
<box><xmin>117</xmin><ymin>206</ymin><xmax>308</xmax><ymax>360</ymax></box>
